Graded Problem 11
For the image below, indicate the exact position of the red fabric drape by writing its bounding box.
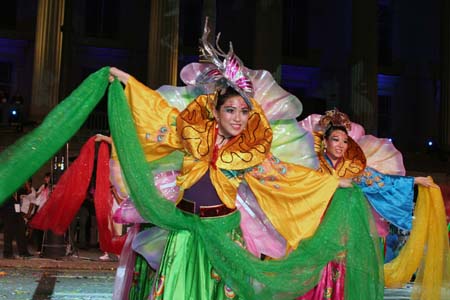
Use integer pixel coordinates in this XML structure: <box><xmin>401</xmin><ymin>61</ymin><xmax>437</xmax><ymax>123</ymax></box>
<box><xmin>94</xmin><ymin>142</ymin><xmax>126</xmax><ymax>254</ymax></box>
<box><xmin>30</xmin><ymin>137</ymin><xmax>96</xmax><ymax>234</ymax></box>
<box><xmin>30</xmin><ymin>137</ymin><xmax>126</xmax><ymax>254</ymax></box>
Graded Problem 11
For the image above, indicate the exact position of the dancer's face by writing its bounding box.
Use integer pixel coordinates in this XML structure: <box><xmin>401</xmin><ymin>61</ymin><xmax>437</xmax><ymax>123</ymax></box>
<box><xmin>324</xmin><ymin>129</ymin><xmax>348</xmax><ymax>162</ymax></box>
<box><xmin>214</xmin><ymin>95</ymin><xmax>250</xmax><ymax>138</ymax></box>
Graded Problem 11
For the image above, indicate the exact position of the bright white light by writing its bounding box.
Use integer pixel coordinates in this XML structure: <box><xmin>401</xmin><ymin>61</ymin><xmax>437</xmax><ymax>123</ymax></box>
<box><xmin>388</xmin><ymin>138</ymin><xmax>392</xmax><ymax>142</ymax></box>
<box><xmin>427</xmin><ymin>140</ymin><xmax>433</xmax><ymax>147</ymax></box>
<box><xmin>11</xmin><ymin>110</ymin><xmax>17</xmax><ymax>116</ymax></box>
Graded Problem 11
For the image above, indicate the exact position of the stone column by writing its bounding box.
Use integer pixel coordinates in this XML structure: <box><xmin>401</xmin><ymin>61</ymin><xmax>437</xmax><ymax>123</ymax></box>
<box><xmin>440</xmin><ymin>0</ymin><xmax>450</xmax><ymax>151</ymax></box>
<box><xmin>58</xmin><ymin>0</ymin><xmax>74</xmax><ymax>100</ymax></box>
<box><xmin>30</xmin><ymin>0</ymin><xmax>65</xmax><ymax>122</ymax></box>
<box><xmin>147</xmin><ymin>0</ymin><xmax>180</xmax><ymax>89</ymax></box>
<box><xmin>350</xmin><ymin>0</ymin><xmax>378</xmax><ymax>134</ymax></box>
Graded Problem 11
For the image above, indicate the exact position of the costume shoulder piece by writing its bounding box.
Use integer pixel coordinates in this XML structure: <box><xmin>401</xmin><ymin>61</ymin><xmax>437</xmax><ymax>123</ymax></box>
<box><xmin>177</xmin><ymin>95</ymin><xmax>272</xmax><ymax>170</ymax></box>
<box><xmin>176</xmin><ymin>94</ymin><xmax>216</xmax><ymax>159</ymax></box>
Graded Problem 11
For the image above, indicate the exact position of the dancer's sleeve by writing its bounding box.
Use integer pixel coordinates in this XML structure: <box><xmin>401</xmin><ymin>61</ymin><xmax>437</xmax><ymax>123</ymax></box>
<box><xmin>353</xmin><ymin>167</ymin><xmax>414</xmax><ymax>230</ymax></box>
<box><xmin>123</xmin><ymin>76</ymin><xmax>184</xmax><ymax>161</ymax></box>
<box><xmin>245</xmin><ymin>154</ymin><xmax>339</xmax><ymax>249</ymax></box>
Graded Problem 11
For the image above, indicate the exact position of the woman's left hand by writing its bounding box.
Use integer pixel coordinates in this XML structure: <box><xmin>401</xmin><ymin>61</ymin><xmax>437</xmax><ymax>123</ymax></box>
<box><xmin>109</xmin><ymin>67</ymin><xmax>130</xmax><ymax>85</ymax></box>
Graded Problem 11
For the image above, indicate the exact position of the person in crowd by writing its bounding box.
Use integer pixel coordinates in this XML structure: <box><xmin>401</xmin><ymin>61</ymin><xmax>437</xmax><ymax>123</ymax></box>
<box><xmin>20</xmin><ymin>178</ymin><xmax>37</xmax><ymax>221</ymax></box>
<box><xmin>28</xmin><ymin>172</ymin><xmax>52</xmax><ymax>253</ymax></box>
<box><xmin>0</xmin><ymin>188</ymin><xmax>32</xmax><ymax>258</ymax></box>
<box><xmin>35</xmin><ymin>172</ymin><xmax>51</xmax><ymax>212</ymax></box>
<box><xmin>19</xmin><ymin>178</ymin><xmax>38</xmax><ymax>246</ymax></box>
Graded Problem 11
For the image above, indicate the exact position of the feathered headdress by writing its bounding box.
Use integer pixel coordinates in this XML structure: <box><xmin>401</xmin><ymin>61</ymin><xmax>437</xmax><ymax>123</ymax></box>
<box><xmin>192</xmin><ymin>17</ymin><xmax>254</xmax><ymax>109</ymax></box>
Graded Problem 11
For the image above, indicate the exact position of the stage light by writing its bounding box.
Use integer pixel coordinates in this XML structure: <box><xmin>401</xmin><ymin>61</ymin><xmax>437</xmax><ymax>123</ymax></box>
<box><xmin>9</xmin><ymin>108</ymin><xmax>22</xmax><ymax>131</ymax></box>
<box><xmin>388</xmin><ymin>138</ymin><xmax>393</xmax><ymax>142</ymax></box>
<box><xmin>427</xmin><ymin>140</ymin><xmax>433</xmax><ymax>147</ymax></box>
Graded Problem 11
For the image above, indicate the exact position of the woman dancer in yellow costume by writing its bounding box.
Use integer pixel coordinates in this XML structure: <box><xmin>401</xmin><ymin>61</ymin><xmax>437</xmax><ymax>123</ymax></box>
<box><xmin>107</xmin><ymin>59</ymin><xmax>351</xmax><ymax>299</ymax></box>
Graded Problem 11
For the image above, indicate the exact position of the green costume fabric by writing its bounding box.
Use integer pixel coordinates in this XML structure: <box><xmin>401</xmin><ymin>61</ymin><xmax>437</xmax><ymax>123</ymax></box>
<box><xmin>129</xmin><ymin>253</ymin><xmax>154</xmax><ymax>299</ymax></box>
<box><xmin>0</xmin><ymin>70</ymin><xmax>384</xmax><ymax>299</ymax></box>
<box><xmin>149</xmin><ymin>226</ymin><xmax>246</xmax><ymax>300</ymax></box>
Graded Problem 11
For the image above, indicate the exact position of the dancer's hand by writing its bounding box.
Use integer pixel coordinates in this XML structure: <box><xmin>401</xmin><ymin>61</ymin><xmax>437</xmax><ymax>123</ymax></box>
<box><xmin>109</xmin><ymin>67</ymin><xmax>130</xmax><ymax>85</ymax></box>
<box><xmin>94</xmin><ymin>134</ymin><xmax>112</xmax><ymax>144</ymax></box>
<box><xmin>414</xmin><ymin>176</ymin><xmax>437</xmax><ymax>188</ymax></box>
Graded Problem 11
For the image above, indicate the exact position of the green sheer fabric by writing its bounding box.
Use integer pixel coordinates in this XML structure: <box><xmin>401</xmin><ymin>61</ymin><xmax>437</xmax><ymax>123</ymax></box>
<box><xmin>0</xmin><ymin>67</ymin><xmax>110</xmax><ymax>202</ymax></box>
<box><xmin>0</xmin><ymin>72</ymin><xmax>384</xmax><ymax>299</ymax></box>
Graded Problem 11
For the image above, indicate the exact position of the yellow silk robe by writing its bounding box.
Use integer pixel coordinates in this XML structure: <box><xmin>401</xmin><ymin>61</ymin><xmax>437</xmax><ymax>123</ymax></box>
<box><xmin>123</xmin><ymin>77</ymin><xmax>339</xmax><ymax>248</ymax></box>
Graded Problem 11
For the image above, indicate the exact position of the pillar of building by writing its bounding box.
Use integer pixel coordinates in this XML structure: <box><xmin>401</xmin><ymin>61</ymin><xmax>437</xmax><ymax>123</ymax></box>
<box><xmin>350</xmin><ymin>0</ymin><xmax>378</xmax><ymax>134</ymax></box>
<box><xmin>58</xmin><ymin>0</ymin><xmax>74</xmax><ymax>101</ymax></box>
<box><xmin>440</xmin><ymin>0</ymin><xmax>450</xmax><ymax>151</ymax></box>
<box><xmin>147</xmin><ymin>0</ymin><xmax>180</xmax><ymax>89</ymax></box>
<box><xmin>30</xmin><ymin>0</ymin><xmax>65</xmax><ymax>122</ymax></box>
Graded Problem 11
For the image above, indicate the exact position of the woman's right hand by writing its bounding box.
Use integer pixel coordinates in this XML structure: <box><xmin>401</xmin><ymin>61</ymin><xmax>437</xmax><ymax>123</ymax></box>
<box><xmin>110</xmin><ymin>67</ymin><xmax>130</xmax><ymax>85</ymax></box>
<box><xmin>94</xmin><ymin>134</ymin><xmax>112</xmax><ymax>144</ymax></box>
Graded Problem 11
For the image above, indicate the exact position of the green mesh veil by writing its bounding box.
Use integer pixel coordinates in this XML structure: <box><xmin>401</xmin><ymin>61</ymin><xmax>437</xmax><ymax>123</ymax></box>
<box><xmin>0</xmin><ymin>70</ymin><xmax>384</xmax><ymax>299</ymax></box>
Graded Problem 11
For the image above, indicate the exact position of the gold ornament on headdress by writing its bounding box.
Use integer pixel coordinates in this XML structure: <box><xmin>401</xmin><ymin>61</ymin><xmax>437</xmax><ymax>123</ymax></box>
<box><xmin>318</xmin><ymin>109</ymin><xmax>352</xmax><ymax>133</ymax></box>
